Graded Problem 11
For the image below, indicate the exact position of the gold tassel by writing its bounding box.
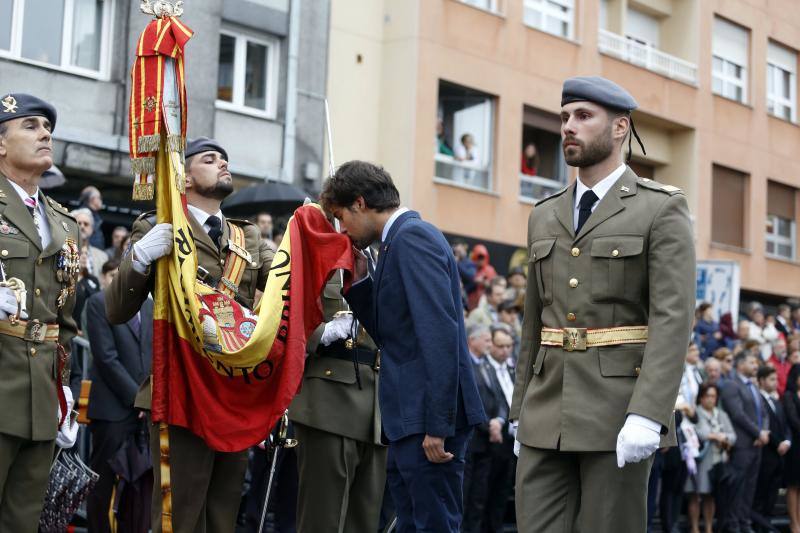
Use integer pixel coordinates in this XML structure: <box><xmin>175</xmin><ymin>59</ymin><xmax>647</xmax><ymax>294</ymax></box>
<box><xmin>137</xmin><ymin>134</ymin><xmax>161</xmax><ymax>153</ymax></box>
<box><xmin>166</xmin><ymin>134</ymin><xmax>185</xmax><ymax>153</ymax></box>
<box><xmin>131</xmin><ymin>157</ymin><xmax>156</xmax><ymax>175</ymax></box>
<box><xmin>159</xmin><ymin>422</ymin><xmax>174</xmax><ymax>533</ymax></box>
<box><xmin>175</xmin><ymin>172</ymin><xmax>185</xmax><ymax>194</ymax></box>
<box><xmin>132</xmin><ymin>182</ymin><xmax>155</xmax><ymax>201</ymax></box>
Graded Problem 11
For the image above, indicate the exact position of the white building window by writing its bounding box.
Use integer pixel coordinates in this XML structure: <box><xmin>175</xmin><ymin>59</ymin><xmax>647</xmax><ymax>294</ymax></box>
<box><xmin>459</xmin><ymin>0</ymin><xmax>502</xmax><ymax>15</ymax></box>
<box><xmin>435</xmin><ymin>81</ymin><xmax>495</xmax><ymax>192</ymax></box>
<box><xmin>766</xmin><ymin>215</ymin><xmax>796</xmax><ymax>260</ymax></box>
<box><xmin>712</xmin><ymin>17</ymin><xmax>749</xmax><ymax>103</ymax></box>
<box><xmin>625</xmin><ymin>7</ymin><xmax>660</xmax><ymax>48</ymax></box>
<box><xmin>523</xmin><ymin>0</ymin><xmax>574</xmax><ymax>40</ymax></box>
<box><xmin>216</xmin><ymin>29</ymin><xmax>280</xmax><ymax>119</ymax></box>
<box><xmin>0</xmin><ymin>0</ymin><xmax>114</xmax><ymax>79</ymax></box>
<box><xmin>767</xmin><ymin>41</ymin><xmax>797</xmax><ymax>122</ymax></box>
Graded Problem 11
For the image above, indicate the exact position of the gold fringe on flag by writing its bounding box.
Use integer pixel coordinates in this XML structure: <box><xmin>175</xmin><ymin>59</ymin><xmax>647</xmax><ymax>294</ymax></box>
<box><xmin>166</xmin><ymin>134</ymin><xmax>185</xmax><ymax>153</ymax></box>
<box><xmin>133</xmin><ymin>182</ymin><xmax>155</xmax><ymax>201</ymax></box>
<box><xmin>137</xmin><ymin>134</ymin><xmax>162</xmax><ymax>153</ymax></box>
<box><xmin>131</xmin><ymin>157</ymin><xmax>156</xmax><ymax>175</ymax></box>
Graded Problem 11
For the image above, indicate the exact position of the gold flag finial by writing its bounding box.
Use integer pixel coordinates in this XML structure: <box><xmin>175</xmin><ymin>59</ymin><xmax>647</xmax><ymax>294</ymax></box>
<box><xmin>140</xmin><ymin>0</ymin><xmax>184</xmax><ymax>18</ymax></box>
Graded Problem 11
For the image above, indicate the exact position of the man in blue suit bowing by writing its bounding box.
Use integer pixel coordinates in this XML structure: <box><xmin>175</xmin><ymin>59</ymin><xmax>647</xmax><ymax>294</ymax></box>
<box><xmin>320</xmin><ymin>161</ymin><xmax>486</xmax><ymax>532</ymax></box>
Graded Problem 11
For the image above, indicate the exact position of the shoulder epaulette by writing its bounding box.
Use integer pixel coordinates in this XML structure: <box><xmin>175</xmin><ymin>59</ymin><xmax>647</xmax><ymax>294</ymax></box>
<box><xmin>636</xmin><ymin>177</ymin><xmax>683</xmax><ymax>195</ymax></box>
<box><xmin>226</xmin><ymin>217</ymin><xmax>256</xmax><ymax>228</ymax></box>
<box><xmin>534</xmin><ymin>185</ymin><xmax>570</xmax><ymax>207</ymax></box>
<box><xmin>46</xmin><ymin>197</ymin><xmax>77</xmax><ymax>219</ymax></box>
<box><xmin>135</xmin><ymin>210</ymin><xmax>157</xmax><ymax>226</ymax></box>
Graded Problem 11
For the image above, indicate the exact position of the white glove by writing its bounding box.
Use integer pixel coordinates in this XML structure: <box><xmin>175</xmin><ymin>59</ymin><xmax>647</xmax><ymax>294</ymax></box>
<box><xmin>320</xmin><ymin>314</ymin><xmax>354</xmax><ymax>346</ymax></box>
<box><xmin>132</xmin><ymin>223</ymin><xmax>173</xmax><ymax>273</ymax></box>
<box><xmin>616</xmin><ymin>414</ymin><xmax>662</xmax><ymax>468</ymax></box>
<box><xmin>509</xmin><ymin>420</ymin><xmax>519</xmax><ymax>439</ymax></box>
<box><xmin>514</xmin><ymin>438</ymin><xmax>521</xmax><ymax>457</ymax></box>
<box><xmin>56</xmin><ymin>386</ymin><xmax>78</xmax><ymax>449</ymax></box>
<box><xmin>0</xmin><ymin>286</ymin><xmax>26</xmax><ymax>321</ymax></box>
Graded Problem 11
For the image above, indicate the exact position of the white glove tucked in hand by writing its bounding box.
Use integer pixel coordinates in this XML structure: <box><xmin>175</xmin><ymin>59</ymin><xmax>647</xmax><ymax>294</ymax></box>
<box><xmin>132</xmin><ymin>223</ymin><xmax>173</xmax><ymax>273</ymax></box>
<box><xmin>514</xmin><ymin>438</ymin><xmax>521</xmax><ymax>457</ymax></box>
<box><xmin>509</xmin><ymin>420</ymin><xmax>519</xmax><ymax>439</ymax></box>
<box><xmin>0</xmin><ymin>286</ymin><xmax>26</xmax><ymax>321</ymax></box>
<box><xmin>56</xmin><ymin>386</ymin><xmax>78</xmax><ymax>449</ymax></box>
<box><xmin>616</xmin><ymin>414</ymin><xmax>662</xmax><ymax>468</ymax></box>
<box><xmin>320</xmin><ymin>313</ymin><xmax>354</xmax><ymax>346</ymax></box>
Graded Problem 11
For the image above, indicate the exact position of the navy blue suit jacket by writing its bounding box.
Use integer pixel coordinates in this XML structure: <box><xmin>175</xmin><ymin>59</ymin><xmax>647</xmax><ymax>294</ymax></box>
<box><xmin>345</xmin><ymin>210</ymin><xmax>486</xmax><ymax>441</ymax></box>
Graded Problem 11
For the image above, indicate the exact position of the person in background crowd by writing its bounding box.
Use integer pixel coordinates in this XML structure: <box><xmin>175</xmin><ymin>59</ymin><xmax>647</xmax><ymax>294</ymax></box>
<box><xmin>776</xmin><ymin>304</ymin><xmax>793</xmax><ymax>338</ymax></box>
<box><xmin>734</xmin><ymin>320</ymin><xmax>752</xmax><ymax>354</ymax></box>
<box><xmin>721</xmin><ymin>352</ymin><xmax>770</xmax><ymax>533</ymax></box>
<box><xmin>104</xmin><ymin>226</ymin><xmax>130</xmax><ymax>260</ymax></box>
<box><xmin>747</xmin><ymin>302</ymin><xmax>779</xmax><ymax>361</ymax></box>
<box><xmin>482</xmin><ymin>326</ymin><xmax>516</xmax><ymax>533</ymax></box>
<box><xmin>505</xmin><ymin>266</ymin><xmax>526</xmax><ymax>306</ymax></box>
<box><xmin>452</xmin><ymin>239</ymin><xmax>477</xmax><ymax>304</ymax></box>
<box><xmin>695</xmin><ymin>302</ymin><xmax>723</xmax><ymax>360</ymax></box>
<box><xmin>497</xmin><ymin>300</ymin><xmax>522</xmax><ymax>363</ymax></box>
<box><xmin>455</xmin><ymin>133</ymin><xmax>480</xmax><ymax>165</ymax></box>
<box><xmin>713</xmin><ymin>347</ymin><xmax>735</xmax><ymax>389</ymax></box>
<box><xmin>679</xmin><ymin>343</ymin><xmax>705</xmax><ymax>408</ymax></box>
<box><xmin>463</xmin><ymin>324</ymin><xmax>498</xmax><ymax>533</ymax></box>
<box><xmin>520</xmin><ymin>142</ymin><xmax>539</xmax><ymax>176</ymax></box>
<box><xmin>719</xmin><ymin>312</ymin><xmax>738</xmax><ymax>349</ymax></box>
<box><xmin>436</xmin><ymin>118</ymin><xmax>454</xmax><ymax>157</ymax></box>
<box><xmin>253</xmin><ymin>211</ymin><xmax>277</xmax><ymax>251</ymax></box>
<box><xmin>704</xmin><ymin>358</ymin><xmax>723</xmax><ymax>387</ymax></box>
<box><xmin>467</xmin><ymin>244</ymin><xmax>497</xmax><ymax>310</ymax></box>
<box><xmin>753</xmin><ymin>365</ymin><xmax>791</xmax><ymax>533</ymax></box>
<box><xmin>468</xmin><ymin>277</ymin><xmax>506</xmax><ymax>328</ymax></box>
<box><xmin>685</xmin><ymin>383</ymin><xmax>736</xmax><ymax>533</ymax></box>
<box><xmin>769</xmin><ymin>336</ymin><xmax>792</xmax><ymax>396</ymax></box>
<box><xmin>783</xmin><ymin>365</ymin><xmax>800</xmax><ymax>533</ymax></box>
<box><xmin>72</xmin><ymin>207</ymin><xmax>108</xmax><ymax>277</ymax></box>
<box><xmin>80</xmin><ymin>184</ymin><xmax>105</xmax><ymax>249</ymax></box>
<box><xmin>792</xmin><ymin>307</ymin><xmax>800</xmax><ymax>334</ymax></box>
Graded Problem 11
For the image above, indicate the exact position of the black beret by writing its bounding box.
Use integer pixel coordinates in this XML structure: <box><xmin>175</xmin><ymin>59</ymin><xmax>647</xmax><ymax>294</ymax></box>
<box><xmin>0</xmin><ymin>93</ymin><xmax>57</xmax><ymax>131</ymax></box>
<box><xmin>561</xmin><ymin>76</ymin><xmax>638</xmax><ymax>112</ymax></box>
<box><xmin>185</xmin><ymin>136</ymin><xmax>228</xmax><ymax>162</ymax></box>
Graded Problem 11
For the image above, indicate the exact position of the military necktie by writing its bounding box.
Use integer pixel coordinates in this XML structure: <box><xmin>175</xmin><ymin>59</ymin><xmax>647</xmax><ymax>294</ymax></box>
<box><xmin>206</xmin><ymin>215</ymin><xmax>223</xmax><ymax>249</ymax></box>
<box><xmin>23</xmin><ymin>196</ymin><xmax>40</xmax><ymax>232</ymax></box>
<box><xmin>576</xmin><ymin>189</ymin><xmax>599</xmax><ymax>234</ymax></box>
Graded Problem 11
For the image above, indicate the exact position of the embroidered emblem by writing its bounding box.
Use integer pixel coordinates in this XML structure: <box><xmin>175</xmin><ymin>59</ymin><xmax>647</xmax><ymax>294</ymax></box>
<box><xmin>144</xmin><ymin>96</ymin><xmax>157</xmax><ymax>113</ymax></box>
<box><xmin>0</xmin><ymin>223</ymin><xmax>19</xmax><ymax>235</ymax></box>
<box><xmin>1</xmin><ymin>95</ymin><xmax>17</xmax><ymax>114</ymax></box>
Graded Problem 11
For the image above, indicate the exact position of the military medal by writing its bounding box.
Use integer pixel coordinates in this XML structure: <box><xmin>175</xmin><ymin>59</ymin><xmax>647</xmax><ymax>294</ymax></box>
<box><xmin>0</xmin><ymin>222</ymin><xmax>18</xmax><ymax>235</ymax></box>
<box><xmin>55</xmin><ymin>238</ymin><xmax>80</xmax><ymax>309</ymax></box>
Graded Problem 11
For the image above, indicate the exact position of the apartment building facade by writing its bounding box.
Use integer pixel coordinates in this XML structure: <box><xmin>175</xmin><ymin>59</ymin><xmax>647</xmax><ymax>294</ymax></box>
<box><xmin>0</xmin><ymin>0</ymin><xmax>330</xmax><ymax>232</ymax></box>
<box><xmin>326</xmin><ymin>0</ymin><xmax>800</xmax><ymax>303</ymax></box>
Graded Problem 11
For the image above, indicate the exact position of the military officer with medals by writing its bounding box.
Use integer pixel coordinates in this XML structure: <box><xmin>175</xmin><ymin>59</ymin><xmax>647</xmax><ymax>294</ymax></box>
<box><xmin>510</xmin><ymin>77</ymin><xmax>695</xmax><ymax>532</ymax></box>
<box><xmin>0</xmin><ymin>93</ymin><xmax>81</xmax><ymax>531</ymax></box>
<box><xmin>105</xmin><ymin>137</ymin><xmax>275</xmax><ymax>533</ymax></box>
<box><xmin>289</xmin><ymin>273</ymin><xmax>386</xmax><ymax>533</ymax></box>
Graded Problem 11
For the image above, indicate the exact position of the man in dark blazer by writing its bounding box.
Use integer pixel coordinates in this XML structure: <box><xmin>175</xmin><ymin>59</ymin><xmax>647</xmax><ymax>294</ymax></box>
<box><xmin>753</xmin><ymin>365</ymin><xmax>791</xmax><ymax>532</ymax></box>
<box><xmin>720</xmin><ymin>352</ymin><xmax>770</xmax><ymax>533</ymax></box>
<box><xmin>85</xmin><ymin>291</ymin><xmax>153</xmax><ymax>532</ymax></box>
<box><xmin>463</xmin><ymin>324</ymin><xmax>502</xmax><ymax>533</ymax></box>
<box><xmin>320</xmin><ymin>161</ymin><xmax>486</xmax><ymax>532</ymax></box>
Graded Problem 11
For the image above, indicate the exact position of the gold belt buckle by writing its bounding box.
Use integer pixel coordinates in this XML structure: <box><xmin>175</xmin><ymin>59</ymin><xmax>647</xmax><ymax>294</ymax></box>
<box><xmin>562</xmin><ymin>328</ymin><xmax>587</xmax><ymax>352</ymax></box>
<box><xmin>24</xmin><ymin>319</ymin><xmax>47</xmax><ymax>343</ymax></box>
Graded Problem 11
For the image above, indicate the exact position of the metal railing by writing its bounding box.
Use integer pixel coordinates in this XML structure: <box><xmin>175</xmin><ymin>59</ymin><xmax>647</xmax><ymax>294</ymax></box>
<box><xmin>519</xmin><ymin>173</ymin><xmax>564</xmax><ymax>202</ymax></box>
<box><xmin>598</xmin><ymin>29</ymin><xmax>698</xmax><ymax>86</ymax></box>
<box><xmin>434</xmin><ymin>153</ymin><xmax>492</xmax><ymax>191</ymax></box>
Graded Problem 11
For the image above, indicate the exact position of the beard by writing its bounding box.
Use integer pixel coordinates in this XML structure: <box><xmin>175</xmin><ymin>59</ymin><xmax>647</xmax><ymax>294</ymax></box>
<box><xmin>194</xmin><ymin>178</ymin><xmax>234</xmax><ymax>201</ymax></box>
<box><xmin>563</xmin><ymin>126</ymin><xmax>615</xmax><ymax>168</ymax></box>
<box><xmin>350</xmin><ymin>235</ymin><xmax>376</xmax><ymax>250</ymax></box>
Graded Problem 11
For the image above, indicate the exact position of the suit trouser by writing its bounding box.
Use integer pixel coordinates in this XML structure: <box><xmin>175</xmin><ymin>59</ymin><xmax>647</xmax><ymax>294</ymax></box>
<box><xmin>730</xmin><ymin>446</ymin><xmax>762</xmax><ymax>531</ymax></box>
<box><xmin>387</xmin><ymin>427</ymin><xmax>472</xmax><ymax>533</ymax></box>
<box><xmin>0</xmin><ymin>432</ymin><xmax>54</xmax><ymax>532</ymax></box>
<box><xmin>752</xmin><ymin>450</ymin><xmax>783</xmax><ymax>527</ymax></box>
<box><xmin>150</xmin><ymin>423</ymin><xmax>248</xmax><ymax>533</ymax></box>
<box><xmin>87</xmin><ymin>412</ymin><xmax>141</xmax><ymax>533</ymax></box>
<box><xmin>462</xmin><ymin>446</ymin><xmax>492</xmax><ymax>533</ymax></box>
<box><xmin>515</xmin><ymin>444</ymin><xmax>653</xmax><ymax>533</ymax></box>
<box><xmin>483</xmin><ymin>444</ymin><xmax>515</xmax><ymax>533</ymax></box>
<box><xmin>294</xmin><ymin>423</ymin><xmax>387</xmax><ymax>533</ymax></box>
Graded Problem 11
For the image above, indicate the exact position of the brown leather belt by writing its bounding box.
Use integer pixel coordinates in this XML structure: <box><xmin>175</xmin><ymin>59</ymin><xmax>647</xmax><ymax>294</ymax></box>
<box><xmin>0</xmin><ymin>319</ymin><xmax>60</xmax><ymax>343</ymax></box>
<box><xmin>541</xmin><ymin>326</ymin><xmax>648</xmax><ymax>352</ymax></box>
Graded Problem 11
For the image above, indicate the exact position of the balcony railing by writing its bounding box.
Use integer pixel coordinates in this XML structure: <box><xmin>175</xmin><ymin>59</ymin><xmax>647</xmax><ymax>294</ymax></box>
<box><xmin>598</xmin><ymin>29</ymin><xmax>698</xmax><ymax>86</ymax></box>
<box><xmin>519</xmin><ymin>173</ymin><xmax>564</xmax><ymax>202</ymax></box>
<box><xmin>434</xmin><ymin>154</ymin><xmax>492</xmax><ymax>191</ymax></box>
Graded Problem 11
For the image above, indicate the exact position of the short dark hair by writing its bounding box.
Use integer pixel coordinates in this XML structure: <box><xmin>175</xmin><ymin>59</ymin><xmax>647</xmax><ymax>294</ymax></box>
<box><xmin>696</xmin><ymin>383</ymin><xmax>719</xmax><ymax>405</ymax></box>
<box><xmin>757</xmin><ymin>365</ymin><xmax>776</xmax><ymax>381</ymax></box>
<box><xmin>498</xmin><ymin>299</ymin><xmax>521</xmax><ymax>313</ymax></box>
<box><xmin>102</xmin><ymin>259</ymin><xmax>120</xmax><ymax>274</ymax></box>
<box><xmin>320</xmin><ymin>160</ymin><xmax>400</xmax><ymax>212</ymax></box>
<box><xmin>734</xmin><ymin>351</ymin><xmax>753</xmax><ymax>369</ymax></box>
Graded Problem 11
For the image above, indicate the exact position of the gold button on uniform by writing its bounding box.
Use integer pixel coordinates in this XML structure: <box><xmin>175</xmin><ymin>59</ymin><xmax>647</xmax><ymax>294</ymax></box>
<box><xmin>37</xmin><ymin>258</ymin><xmax>43</xmax><ymax>265</ymax></box>
<box><xmin>34</xmin><ymin>288</ymin><xmax>40</xmax><ymax>296</ymax></box>
<box><xmin>566</xmin><ymin>312</ymin><xmax>576</xmax><ymax>322</ymax></box>
<box><xmin>569</xmin><ymin>278</ymin><xmax>579</xmax><ymax>288</ymax></box>
<box><xmin>324</xmin><ymin>369</ymin><xmax>333</xmax><ymax>376</ymax></box>
<box><xmin>29</xmin><ymin>348</ymin><xmax>36</xmax><ymax>356</ymax></box>
<box><xmin>611</xmin><ymin>249</ymin><xmax>620</xmax><ymax>257</ymax></box>
<box><xmin>571</xmin><ymin>248</ymin><xmax>580</xmax><ymax>257</ymax></box>
<box><xmin>634</xmin><ymin>366</ymin><xmax>641</xmax><ymax>376</ymax></box>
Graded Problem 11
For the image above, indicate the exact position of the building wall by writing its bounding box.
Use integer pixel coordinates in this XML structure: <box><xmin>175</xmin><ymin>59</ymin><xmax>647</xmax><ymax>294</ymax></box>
<box><xmin>327</xmin><ymin>0</ymin><xmax>800</xmax><ymax>299</ymax></box>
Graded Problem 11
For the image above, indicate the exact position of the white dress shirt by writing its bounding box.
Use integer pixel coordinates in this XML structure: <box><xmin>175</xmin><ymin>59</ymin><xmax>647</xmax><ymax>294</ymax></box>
<box><xmin>187</xmin><ymin>204</ymin><xmax>224</xmax><ymax>234</ymax></box>
<box><xmin>487</xmin><ymin>355</ymin><xmax>514</xmax><ymax>408</ymax></box>
<box><xmin>381</xmin><ymin>207</ymin><xmax>410</xmax><ymax>243</ymax></box>
<box><xmin>573</xmin><ymin>164</ymin><xmax>626</xmax><ymax>230</ymax></box>
<box><xmin>9</xmin><ymin>178</ymin><xmax>51</xmax><ymax>249</ymax></box>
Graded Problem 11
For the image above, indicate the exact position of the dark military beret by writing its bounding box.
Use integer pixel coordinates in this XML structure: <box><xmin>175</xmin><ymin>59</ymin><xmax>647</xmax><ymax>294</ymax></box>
<box><xmin>185</xmin><ymin>136</ymin><xmax>228</xmax><ymax>162</ymax></box>
<box><xmin>0</xmin><ymin>93</ymin><xmax>57</xmax><ymax>131</ymax></box>
<box><xmin>561</xmin><ymin>76</ymin><xmax>638</xmax><ymax>112</ymax></box>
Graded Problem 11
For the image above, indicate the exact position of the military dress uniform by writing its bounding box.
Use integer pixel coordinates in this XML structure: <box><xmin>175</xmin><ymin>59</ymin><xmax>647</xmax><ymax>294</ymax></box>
<box><xmin>289</xmin><ymin>276</ymin><xmax>386</xmax><ymax>533</ymax></box>
<box><xmin>105</xmin><ymin>139</ymin><xmax>275</xmax><ymax>533</ymax></box>
<box><xmin>510</xmin><ymin>78</ymin><xmax>695</xmax><ymax>533</ymax></box>
<box><xmin>0</xmin><ymin>95</ymin><xmax>80</xmax><ymax>531</ymax></box>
